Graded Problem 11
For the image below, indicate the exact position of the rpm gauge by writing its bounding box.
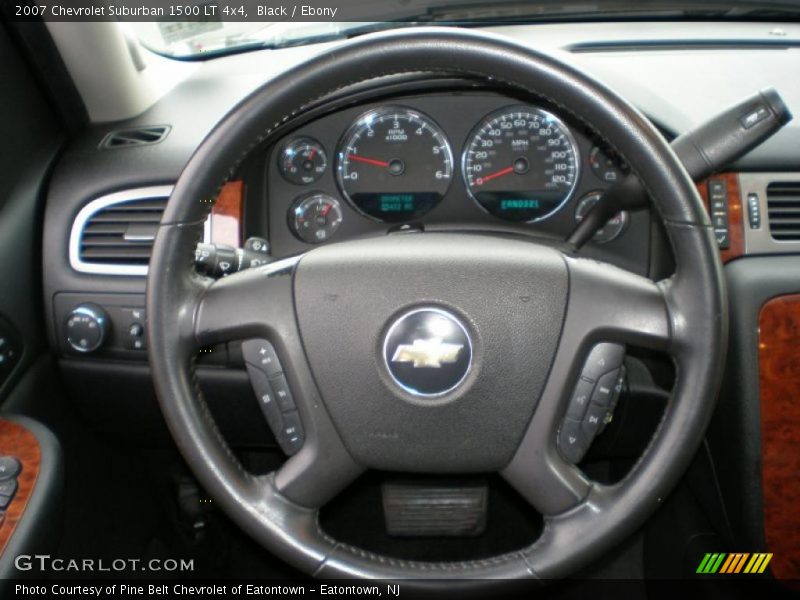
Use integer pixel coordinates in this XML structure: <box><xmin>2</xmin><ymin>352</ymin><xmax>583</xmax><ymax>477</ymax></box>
<box><xmin>463</xmin><ymin>107</ymin><xmax>579</xmax><ymax>222</ymax></box>
<box><xmin>337</xmin><ymin>107</ymin><xmax>453</xmax><ymax>222</ymax></box>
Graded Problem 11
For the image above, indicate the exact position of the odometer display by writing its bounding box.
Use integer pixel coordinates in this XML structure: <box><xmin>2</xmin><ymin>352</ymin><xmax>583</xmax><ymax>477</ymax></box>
<box><xmin>463</xmin><ymin>107</ymin><xmax>579</xmax><ymax>222</ymax></box>
<box><xmin>337</xmin><ymin>107</ymin><xmax>453</xmax><ymax>222</ymax></box>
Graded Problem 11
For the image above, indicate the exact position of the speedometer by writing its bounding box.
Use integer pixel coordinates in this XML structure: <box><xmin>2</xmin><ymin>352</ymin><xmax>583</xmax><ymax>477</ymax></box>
<box><xmin>462</xmin><ymin>107</ymin><xmax>579</xmax><ymax>222</ymax></box>
<box><xmin>337</xmin><ymin>107</ymin><xmax>453</xmax><ymax>222</ymax></box>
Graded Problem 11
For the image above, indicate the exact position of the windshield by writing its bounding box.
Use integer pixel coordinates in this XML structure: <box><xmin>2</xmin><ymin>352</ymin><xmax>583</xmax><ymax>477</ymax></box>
<box><xmin>126</xmin><ymin>0</ymin><xmax>800</xmax><ymax>58</ymax></box>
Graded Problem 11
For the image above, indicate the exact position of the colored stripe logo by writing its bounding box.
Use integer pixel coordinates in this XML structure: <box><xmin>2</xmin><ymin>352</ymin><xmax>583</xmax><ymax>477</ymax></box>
<box><xmin>696</xmin><ymin>553</ymin><xmax>772</xmax><ymax>574</ymax></box>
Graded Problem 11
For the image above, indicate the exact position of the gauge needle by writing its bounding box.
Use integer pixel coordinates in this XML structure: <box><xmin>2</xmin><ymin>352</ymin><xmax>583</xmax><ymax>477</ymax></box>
<box><xmin>347</xmin><ymin>154</ymin><xmax>390</xmax><ymax>168</ymax></box>
<box><xmin>477</xmin><ymin>165</ymin><xmax>514</xmax><ymax>185</ymax></box>
<box><xmin>319</xmin><ymin>204</ymin><xmax>332</xmax><ymax>217</ymax></box>
<box><xmin>307</xmin><ymin>147</ymin><xmax>317</xmax><ymax>160</ymax></box>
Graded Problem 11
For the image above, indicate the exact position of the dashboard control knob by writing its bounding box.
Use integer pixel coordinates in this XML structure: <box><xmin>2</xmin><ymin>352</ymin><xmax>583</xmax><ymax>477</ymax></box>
<box><xmin>65</xmin><ymin>304</ymin><xmax>108</xmax><ymax>353</ymax></box>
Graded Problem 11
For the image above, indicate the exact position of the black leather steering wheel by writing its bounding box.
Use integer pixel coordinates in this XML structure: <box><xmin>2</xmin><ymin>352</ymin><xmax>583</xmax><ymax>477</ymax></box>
<box><xmin>147</xmin><ymin>27</ymin><xmax>726</xmax><ymax>580</ymax></box>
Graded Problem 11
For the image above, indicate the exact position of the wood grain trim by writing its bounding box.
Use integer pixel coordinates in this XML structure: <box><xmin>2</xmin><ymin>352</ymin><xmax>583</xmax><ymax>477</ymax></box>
<box><xmin>697</xmin><ymin>172</ymin><xmax>744</xmax><ymax>263</ymax></box>
<box><xmin>210</xmin><ymin>180</ymin><xmax>244</xmax><ymax>247</ymax></box>
<box><xmin>759</xmin><ymin>294</ymin><xmax>800</xmax><ymax>580</ymax></box>
<box><xmin>0</xmin><ymin>419</ymin><xmax>41</xmax><ymax>556</ymax></box>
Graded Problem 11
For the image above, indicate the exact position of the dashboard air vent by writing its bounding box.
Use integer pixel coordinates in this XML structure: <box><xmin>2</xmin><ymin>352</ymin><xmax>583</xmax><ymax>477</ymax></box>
<box><xmin>767</xmin><ymin>182</ymin><xmax>800</xmax><ymax>241</ymax></box>
<box><xmin>69</xmin><ymin>186</ymin><xmax>173</xmax><ymax>276</ymax></box>
<box><xmin>100</xmin><ymin>125</ymin><xmax>170</xmax><ymax>149</ymax></box>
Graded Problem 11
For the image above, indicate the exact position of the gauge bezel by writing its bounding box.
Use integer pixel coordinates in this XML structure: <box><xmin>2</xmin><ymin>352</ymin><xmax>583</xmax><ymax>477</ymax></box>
<box><xmin>335</xmin><ymin>106</ymin><xmax>454</xmax><ymax>223</ymax></box>
<box><xmin>288</xmin><ymin>192</ymin><xmax>343</xmax><ymax>244</ymax></box>
<box><xmin>278</xmin><ymin>137</ymin><xmax>328</xmax><ymax>186</ymax></box>
<box><xmin>461</xmin><ymin>105</ymin><xmax>581</xmax><ymax>224</ymax></box>
<box><xmin>588</xmin><ymin>144</ymin><xmax>626</xmax><ymax>184</ymax></box>
<box><xmin>574</xmin><ymin>190</ymin><xmax>629</xmax><ymax>244</ymax></box>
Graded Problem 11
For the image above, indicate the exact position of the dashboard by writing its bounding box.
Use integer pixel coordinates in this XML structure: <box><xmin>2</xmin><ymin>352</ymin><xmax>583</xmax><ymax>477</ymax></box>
<box><xmin>265</xmin><ymin>91</ymin><xmax>639</xmax><ymax>259</ymax></box>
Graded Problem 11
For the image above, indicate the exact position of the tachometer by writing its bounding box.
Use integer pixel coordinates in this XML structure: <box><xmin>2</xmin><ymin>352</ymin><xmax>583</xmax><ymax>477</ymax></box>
<box><xmin>337</xmin><ymin>107</ymin><xmax>453</xmax><ymax>222</ymax></box>
<box><xmin>463</xmin><ymin>107</ymin><xmax>579</xmax><ymax>222</ymax></box>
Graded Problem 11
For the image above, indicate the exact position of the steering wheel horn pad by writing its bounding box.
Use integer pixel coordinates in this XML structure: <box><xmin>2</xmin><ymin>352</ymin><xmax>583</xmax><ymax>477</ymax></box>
<box><xmin>294</xmin><ymin>233</ymin><xmax>568</xmax><ymax>472</ymax></box>
<box><xmin>147</xmin><ymin>27</ymin><xmax>726</xmax><ymax>581</ymax></box>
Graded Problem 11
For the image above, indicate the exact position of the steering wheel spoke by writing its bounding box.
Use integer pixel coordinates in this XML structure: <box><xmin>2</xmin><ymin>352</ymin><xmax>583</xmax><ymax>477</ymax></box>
<box><xmin>191</xmin><ymin>256</ymin><xmax>364</xmax><ymax>509</ymax></box>
<box><xmin>503</xmin><ymin>254</ymin><xmax>672</xmax><ymax>516</ymax></box>
<box><xmin>192</xmin><ymin>256</ymin><xmax>302</xmax><ymax>348</ymax></box>
<box><xmin>274</xmin><ymin>434</ymin><xmax>364</xmax><ymax>509</ymax></box>
<box><xmin>563</xmin><ymin>256</ymin><xmax>672</xmax><ymax>352</ymax></box>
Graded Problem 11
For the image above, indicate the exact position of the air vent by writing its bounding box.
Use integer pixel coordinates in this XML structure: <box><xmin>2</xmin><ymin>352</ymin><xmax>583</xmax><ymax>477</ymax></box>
<box><xmin>100</xmin><ymin>125</ymin><xmax>170</xmax><ymax>149</ymax></box>
<box><xmin>767</xmin><ymin>182</ymin><xmax>800</xmax><ymax>241</ymax></box>
<box><xmin>69</xmin><ymin>186</ymin><xmax>173</xmax><ymax>276</ymax></box>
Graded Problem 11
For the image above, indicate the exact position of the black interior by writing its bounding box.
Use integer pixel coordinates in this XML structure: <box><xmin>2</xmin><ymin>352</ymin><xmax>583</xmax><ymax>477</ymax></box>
<box><xmin>0</xmin><ymin>14</ymin><xmax>797</xmax><ymax>595</ymax></box>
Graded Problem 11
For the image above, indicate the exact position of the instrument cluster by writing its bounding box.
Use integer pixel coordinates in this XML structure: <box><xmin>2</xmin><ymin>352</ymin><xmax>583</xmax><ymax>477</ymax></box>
<box><xmin>267</xmin><ymin>92</ymin><xmax>630</xmax><ymax>253</ymax></box>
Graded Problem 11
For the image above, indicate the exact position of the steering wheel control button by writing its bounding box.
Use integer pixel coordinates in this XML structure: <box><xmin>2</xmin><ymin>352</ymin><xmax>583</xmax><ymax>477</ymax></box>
<box><xmin>582</xmin><ymin>403</ymin><xmax>609</xmax><ymax>438</ymax></box>
<box><xmin>591</xmin><ymin>369</ymin><xmax>620</xmax><ymax>408</ymax></box>
<box><xmin>242</xmin><ymin>339</ymin><xmax>282</xmax><ymax>378</ymax></box>
<box><xmin>65</xmin><ymin>304</ymin><xmax>108</xmax><ymax>353</ymax></box>
<box><xmin>580</xmin><ymin>343</ymin><xmax>625</xmax><ymax>383</ymax></box>
<box><xmin>269</xmin><ymin>375</ymin><xmax>295</xmax><ymax>413</ymax></box>
<box><xmin>245</xmin><ymin>368</ymin><xmax>280</xmax><ymax>421</ymax></box>
<box><xmin>558</xmin><ymin>418</ymin><xmax>590</xmax><ymax>464</ymax></box>
<box><xmin>279</xmin><ymin>412</ymin><xmax>305</xmax><ymax>454</ymax></box>
<box><xmin>242</xmin><ymin>339</ymin><xmax>304</xmax><ymax>455</ymax></box>
<box><xmin>382</xmin><ymin>308</ymin><xmax>472</xmax><ymax>397</ymax></box>
<box><xmin>566</xmin><ymin>378</ymin><xmax>594</xmax><ymax>420</ymax></box>
<box><xmin>0</xmin><ymin>457</ymin><xmax>20</xmax><ymax>481</ymax></box>
<box><xmin>561</xmin><ymin>343</ymin><xmax>626</xmax><ymax>462</ymax></box>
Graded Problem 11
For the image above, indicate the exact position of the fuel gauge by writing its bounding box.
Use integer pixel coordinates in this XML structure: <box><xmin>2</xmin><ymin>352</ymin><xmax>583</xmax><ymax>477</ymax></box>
<box><xmin>574</xmin><ymin>191</ymin><xmax>628</xmax><ymax>244</ymax></box>
<box><xmin>279</xmin><ymin>138</ymin><xmax>328</xmax><ymax>185</ymax></box>
<box><xmin>289</xmin><ymin>193</ymin><xmax>343</xmax><ymax>244</ymax></box>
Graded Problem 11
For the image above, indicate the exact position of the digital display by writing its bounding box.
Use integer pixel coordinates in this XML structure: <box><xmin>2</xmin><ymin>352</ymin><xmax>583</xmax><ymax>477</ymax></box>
<box><xmin>350</xmin><ymin>192</ymin><xmax>439</xmax><ymax>223</ymax></box>
<box><xmin>380</xmin><ymin>194</ymin><xmax>416</xmax><ymax>213</ymax></box>
<box><xmin>500</xmin><ymin>199</ymin><xmax>540</xmax><ymax>211</ymax></box>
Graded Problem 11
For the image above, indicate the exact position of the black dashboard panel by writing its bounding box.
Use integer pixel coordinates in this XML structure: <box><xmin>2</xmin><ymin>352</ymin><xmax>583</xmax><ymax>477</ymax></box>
<box><xmin>45</xmin><ymin>83</ymin><xmax>656</xmax><ymax>365</ymax></box>
<box><xmin>263</xmin><ymin>90</ymin><xmax>651</xmax><ymax>274</ymax></box>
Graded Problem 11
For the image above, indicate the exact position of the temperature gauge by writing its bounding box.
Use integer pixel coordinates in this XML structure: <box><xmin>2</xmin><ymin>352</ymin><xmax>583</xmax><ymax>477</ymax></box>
<box><xmin>279</xmin><ymin>138</ymin><xmax>328</xmax><ymax>185</ymax></box>
<box><xmin>289</xmin><ymin>193</ymin><xmax>343</xmax><ymax>244</ymax></box>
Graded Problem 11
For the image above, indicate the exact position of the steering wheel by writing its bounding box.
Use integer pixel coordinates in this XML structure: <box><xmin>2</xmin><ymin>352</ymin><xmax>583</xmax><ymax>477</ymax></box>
<box><xmin>147</xmin><ymin>27</ymin><xmax>726</xmax><ymax>580</ymax></box>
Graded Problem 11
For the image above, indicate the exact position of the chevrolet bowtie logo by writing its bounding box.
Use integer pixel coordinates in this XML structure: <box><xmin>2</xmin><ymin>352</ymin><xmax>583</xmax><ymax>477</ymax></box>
<box><xmin>391</xmin><ymin>338</ymin><xmax>463</xmax><ymax>368</ymax></box>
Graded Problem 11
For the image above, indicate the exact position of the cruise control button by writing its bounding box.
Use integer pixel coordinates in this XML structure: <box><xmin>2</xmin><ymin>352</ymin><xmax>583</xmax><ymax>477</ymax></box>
<box><xmin>279</xmin><ymin>411</ymin><xmax>305</xmax><ymax>455</ymax></box>
<box><xmin>591</xmin><ymin>369</ymin><xmax>620</xmax><ymax>408</ymax></box>
<box><xmin>582</xmin><ymin>343</ymin><xmax>625</xmax><ymax>382</ymax></box>
<box><xmin>558</xmin><ymin>418</ymin><xmax>589</xmax><ymax>464</ymax></box>
<box><xmin>566</xmin><ymin>378</ymin><xmax>594</xmax><ymax>419</ymax></box>
<box><xmin>0</xmin><ymin>457</ymin><xmax>20</xmax><ymax>480</ymax></box>
<box><xmin>270</xmin><ymin>374</ymin><xmax>296</xmax><ymax>413</ymax></box>
<box><xmin>242</xmin><ymin>339</ymin><xmax>282</xmax><ymax>377</ymax></box>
